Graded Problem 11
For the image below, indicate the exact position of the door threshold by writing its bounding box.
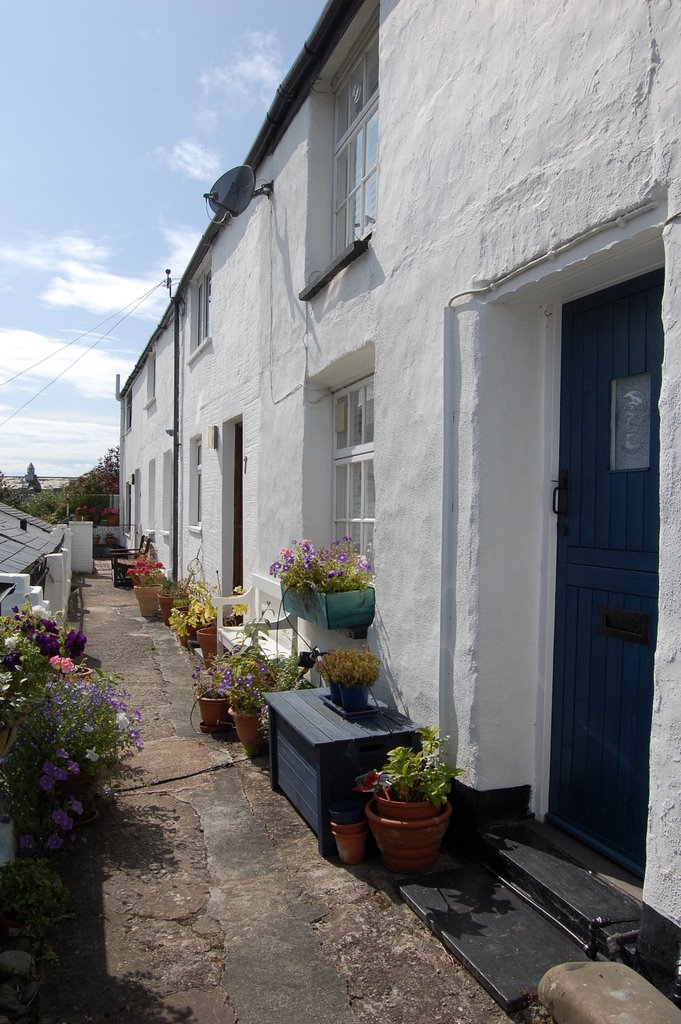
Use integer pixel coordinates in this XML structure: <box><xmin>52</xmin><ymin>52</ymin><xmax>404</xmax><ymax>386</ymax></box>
<box><xmin>529</xmin><ymin>818</ymin><xmax>643</xmax><ymax>904</ymax></box>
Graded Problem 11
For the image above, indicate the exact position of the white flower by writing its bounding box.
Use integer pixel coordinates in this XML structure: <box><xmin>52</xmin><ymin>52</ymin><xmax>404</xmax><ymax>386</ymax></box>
<box><xmin>4</xmin><ymin>635</ymin><xmax>19</xmax><ymax>650</ymax></box>
<box><xmin>85</xmin><ymin>748</ymin><xmax>99</xmax><ymax>762</ymax></box>
<box><xmin>116</xmin><ymin>711</ymin><xmax>129</xmax><ymax>731</ymax></box>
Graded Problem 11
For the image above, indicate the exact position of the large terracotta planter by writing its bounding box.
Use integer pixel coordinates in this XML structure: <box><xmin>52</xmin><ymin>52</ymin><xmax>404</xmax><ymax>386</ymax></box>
<box><xmin>197</xmin><ymin>697</ymin><xmax>232</xmax><ymax>733</ymax></box>
<box><xmin>232</xmin><ymin>712</ymin><xmax>268</xmax><ymax>755</ymax></box>
<box><xmin>365</xmin><ymin>798</ymin><xmax>452</xmax><ymax>873</ymax></box>
<box><xmin>374</xmin><ymin>795</ymin><xmax>441</xmax><ymax>821</ymax></box>
<box><xmin>330</xmin><ymin>819</ymin><xmax>368</xmax><ymax>865</ymax></box>
<box><xmin>158</xmin><ymin>594</ymin><xmax>175</xmax><ymax>626</ymax></box>
<box><xmin>196</xmin><ymin>625</ymin><xmax>218</xmax><ymax>667</ymax></box>
<box><xmin>134</xmin><ymin>585</ymin><xmax>162</xmax><ymax>617</ymax></box>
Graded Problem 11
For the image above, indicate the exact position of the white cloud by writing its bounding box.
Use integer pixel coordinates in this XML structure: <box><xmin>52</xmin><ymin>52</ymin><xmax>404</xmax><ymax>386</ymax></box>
<box><xmin>40</xmin><ymin>262</ymin><xmax>166</xmax><ymax>319</ymax></box>
<box><xmin>0</xmin><ymin>328</ymin><xmax>135</xmax><ymax>401</ymax></box>
<box><xmin>200</xmin><ymin>31</ymin><xmax>283</xmax><ymax>117</ymax></box>
<box><xmin>0</xmin><ymin>408</ymin><xmax>120</xmax><ymax>477</ymax></box>
<box><xmin>156</xmin><ymin>138</ymin><xmax>222</xmax><ymax>182</ymax></box>
<box><xmin>0</xmin><ymin>234</ymin><xmax>111</xmax><ymax>270</ymax></box>
<box><xmin>0</xmin><ymin>232</ymin><xmax>166</xmax><ymax>319</ymax></box>
<box><xmin>161</xmin><ymin>224</ymin><xmax>203</xmax><ymax>277</ymax></box>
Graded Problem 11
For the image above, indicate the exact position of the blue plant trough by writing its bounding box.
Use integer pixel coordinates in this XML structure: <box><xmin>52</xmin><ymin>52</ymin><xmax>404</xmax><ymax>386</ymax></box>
<box><xmin>282</xmin><ymin>586</ymin><xmax>375</xmax><ymax>636</ymax></box>
<box><xmin>328</xmin><ymin>799</ymin><xmax>367</xmax><ymax>825</ymax></box>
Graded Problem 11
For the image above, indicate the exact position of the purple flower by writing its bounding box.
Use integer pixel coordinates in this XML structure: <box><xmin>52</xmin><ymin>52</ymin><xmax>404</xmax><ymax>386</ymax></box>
<box><xmin>41</xmin><ymin>761</ymin><xmax>57</xmax><ymax>776</ymax></box>
<box><xmin>46</xmin><ymin>834</ymin><xmax>64</xmax><ymax>850</ymax></box>
<box><xmin>135</xmin><ymin>740</ymin><xmax>145</xmax><ymax>750</ymax></box>
<box><xmin>69</xmin><ymin>798</ymin><xmax>84</xmax><ymax>816</ymax></box>
<box><xmin>18</xmin><ymin>835</ymin><xmax>34</xmax><ymax>849</ymax></box>
<box><xmin>337</xmin><ymin>552</ymin><xmax>349</xmax><ymax>563</ymax></box>
<box><xmin>39</xmin><ymin>774</ymin><xmax>54</xmax><ymax>791</ymax></box>
<box><xmin>67</xmin><ymin>761</ymin><xmax>80</xmax><ymax>774</ymax></box>
<box><xmin>1</xmin><ymin>652</ymin><xmax>21</xmax><ymax>670</ymax></box>
<box><xmin>54</xmin><ymin>767</ymin><xmax>69</xmax><ymax>781</ymax></box>
<box><xmin>51</xmin><ymin>809</ymin><xmax>74</xmax><ymax>830</ymax></box>
<box><xmin>55</xmin><ymin>747</ymin><xmax>69</xmax><ymax>759</ymax></box>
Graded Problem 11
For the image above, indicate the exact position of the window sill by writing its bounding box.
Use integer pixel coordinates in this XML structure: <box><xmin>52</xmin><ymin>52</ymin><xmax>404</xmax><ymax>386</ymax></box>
<box><xmin>188</xmin><ymin>524</ymin><xmax>202</xmax><ymax>536</ymax></box>
<box><xmin>188</xmin><ymin>336</ymin><xmax>212</xmax><ymax>367</ymax></box>
<box><xmin>299</xmin><ymin>235</ymin><xmax>371</xmax><ymax>301</ymax></box>
<box><xmin>144</xmin><ymin>396</ymin><xmax>156</xmax><ymax>412</ymax></box>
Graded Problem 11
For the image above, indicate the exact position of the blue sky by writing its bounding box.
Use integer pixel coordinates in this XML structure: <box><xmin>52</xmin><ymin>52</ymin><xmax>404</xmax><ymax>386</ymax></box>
<box><xmin>0</xmin><ymin>0</ymin><xmax>323</xmax><ymax>478</ymax></box>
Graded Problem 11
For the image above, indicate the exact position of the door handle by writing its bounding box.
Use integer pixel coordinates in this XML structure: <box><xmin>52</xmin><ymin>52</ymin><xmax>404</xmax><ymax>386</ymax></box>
<box><xmin>552</xmin><ymin>469</ymin><xmax>568</xmax><ymax>534</ymax></box>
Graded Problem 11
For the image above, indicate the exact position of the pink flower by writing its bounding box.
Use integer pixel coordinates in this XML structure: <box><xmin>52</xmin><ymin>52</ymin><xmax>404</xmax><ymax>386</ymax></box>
<box><xmin>49</xmin><ymin>655</ymin><xmax>76</xmax><ymax>673</ymax></box>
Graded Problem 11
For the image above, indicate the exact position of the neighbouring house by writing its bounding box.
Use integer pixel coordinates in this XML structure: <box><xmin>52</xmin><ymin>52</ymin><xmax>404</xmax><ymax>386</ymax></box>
<box><xmin>0</xmin><ymin>502</ymin><xmax>71</xmax><ymax>615</ymax></box>
<box><xmin>118</xmin><ymin>0</ymin><xmax>681</xmax><ymax>975</ymax></box>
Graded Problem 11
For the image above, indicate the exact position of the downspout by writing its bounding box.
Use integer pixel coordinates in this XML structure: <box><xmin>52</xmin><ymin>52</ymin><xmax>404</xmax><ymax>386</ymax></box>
<box><xmin>172</xmin><ymin>294</ymin><xmax>180</xmax><ymax>581</ymax></box>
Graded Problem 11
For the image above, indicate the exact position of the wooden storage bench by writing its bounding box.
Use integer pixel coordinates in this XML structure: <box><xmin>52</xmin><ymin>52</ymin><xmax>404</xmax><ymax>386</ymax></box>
<box><xmin>265</xmin><ymin>688</ymin><xmax>419</xmax><ymax>856</ymax></box>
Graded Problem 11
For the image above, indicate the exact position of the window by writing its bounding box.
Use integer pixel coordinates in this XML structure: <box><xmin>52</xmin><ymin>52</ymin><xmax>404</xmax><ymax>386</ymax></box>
<box><xmin>125</xmin><ymin>391</ymin><xmax>132</xmax><ymax>432</ymax></box>
<box><xmin>333</xmin><ymin>32</ymin><xmax>378</xmax><ymax>257</ymax></box>
<box><xmin>333</xmin><ymin>377</ymin><xmax>374</xmax><ymax>560</ymax></box>
<box><xmin>193</xmin><ymin>269</ymin><xmax>211</xmax><ymax>351</ymax></box>
<box><xmin>162</xmin><ymin>450</ymin><xmax>172</xmax><ymax>532</ymax></box>
<box><xmin>190</xmin><ymin>437</ymin><xmax>202</xmax><ymax>525</ymax></box>
<box><xmin>147</xmin><ymin>458</ymin><xmax>156</xmax><ymax>527</ymax></box>
<box><xmin>146</xmin><ymin>351</ymin><xmax>156</xmax><ymax>404</ymax></box>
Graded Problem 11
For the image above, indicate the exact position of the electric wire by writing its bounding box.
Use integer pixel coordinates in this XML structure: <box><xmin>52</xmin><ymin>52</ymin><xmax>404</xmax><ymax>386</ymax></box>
<box><xmin>0</xmin><ymin>280</ymin><xmax>163</xmax><ymax>389</ymax></box>
<box><xmin>0</xmin><ymin>280</ymin><xmax>164</xmax><ymax>431</ymax></box>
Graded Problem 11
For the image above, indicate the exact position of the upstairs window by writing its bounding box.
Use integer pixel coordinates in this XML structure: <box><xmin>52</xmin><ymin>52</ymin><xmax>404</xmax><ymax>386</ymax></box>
<box><xmin>333</xmin><ymin>376</ymin><xmax>375</xmax><ymax>560</ymax></box>
<box><xmin>193</xmin><ymin>269</ymin><xmax>211</xmax><ymax>352</ymax></box>
<box><xmin>333</xmin><ymin>31</ymin><xmax>379</xmax><ymax>257</ymax></box>
<box><xmin>146</xmin><ymin>350</ymin><xmax>156</xmax><ymax>404</ymax></box>
<box><xmin>125</xmin><ymin>392</ymin><xmax>132</xmax><ymax>432</ymax></box>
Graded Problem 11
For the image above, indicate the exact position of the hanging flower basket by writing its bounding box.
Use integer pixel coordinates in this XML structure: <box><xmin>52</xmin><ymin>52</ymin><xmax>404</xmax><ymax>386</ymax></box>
<box><xmin>281</xmin><ymin>586</ymin><xmax>375</xmax><ymax>634</ymax></box>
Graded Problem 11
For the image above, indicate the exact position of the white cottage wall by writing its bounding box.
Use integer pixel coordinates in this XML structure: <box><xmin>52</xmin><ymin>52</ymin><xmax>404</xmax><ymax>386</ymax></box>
<box><xmin>118</xmin><ymin>0</ymin><xmax>681</xmax><ymax>955</ymax></box>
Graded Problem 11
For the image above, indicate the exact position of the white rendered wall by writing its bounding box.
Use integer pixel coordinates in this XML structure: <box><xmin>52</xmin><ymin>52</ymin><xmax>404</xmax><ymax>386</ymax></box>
<box><xmin>118</xmin><ymin>0</ymin><xmax>681</xmax><ymax>929</ymax></box>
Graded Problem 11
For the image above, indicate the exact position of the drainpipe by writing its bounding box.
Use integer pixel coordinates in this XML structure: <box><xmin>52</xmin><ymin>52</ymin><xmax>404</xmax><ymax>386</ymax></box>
<box><xmin>172</xmin><ymin>292</ymin><xmax>180</xmax><ymax>581</ymax></box>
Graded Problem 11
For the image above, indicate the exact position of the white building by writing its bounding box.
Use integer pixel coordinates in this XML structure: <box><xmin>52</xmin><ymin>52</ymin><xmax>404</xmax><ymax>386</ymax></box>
<box><xmin>119</xmin><ymin>0</ymin><xmax>681</xmax><ymax>974</ymax></box>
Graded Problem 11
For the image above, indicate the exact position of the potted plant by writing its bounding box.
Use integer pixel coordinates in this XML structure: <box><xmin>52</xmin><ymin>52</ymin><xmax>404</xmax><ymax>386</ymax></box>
<box><xmin>269</xmin><ymin>538</ymin><xmax>375</xmax><ymax>636</ymax></box>
<box><xmin>0</xmin><ymin>858</ymin><xmax>69</xmax><ymax>954</ymax></box>
<box><xmin>191</xmin><ymin>655</ymin><xmax>233</xmax><ymax>733</ymax></box>
<box><xmin>159</xmin><ymin>577</ymin><xmax>191</xmax><ymax>627</ymax></box>
<box><xmin>355</xmin><ymin>727</ymin><xmax>464</xmax><ymax>872</ymax></box>
<box><xmin>126</xmin><ymin>556</ymin><xmax>165</xmax><ymax>616</ymax></box>
<box><xmin>219</xmin><ymin>639</ymin><xmax>280</xmax><ymax>755</ymax></box>
<box><xmin>316</xmin><ymin>646</ymin><xmax>380</xmax><ymax>711</ymax></box>
<box><xmin>0</xmin><ymin>672</ymin><xmax>144</xmax><ymax>851</ymax></box>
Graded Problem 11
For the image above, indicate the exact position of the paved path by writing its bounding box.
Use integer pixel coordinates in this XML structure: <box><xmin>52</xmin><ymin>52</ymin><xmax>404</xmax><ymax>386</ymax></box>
<box><xmin>40</xmin><ymin>569</ymin><xmax>552</xmax><ymax>1024</ymax></box>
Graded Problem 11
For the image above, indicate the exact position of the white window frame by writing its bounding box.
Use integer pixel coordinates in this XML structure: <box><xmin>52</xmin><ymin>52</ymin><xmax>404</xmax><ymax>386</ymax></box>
<box><xmin>125</xmin><ymin>391</ymin><xmax>132</xmax><ymax>432</ymax></box>
<box><xmin>333</xmin><ymin>376</ymin><xmax>375</xmax><ymax>560</ymax></box>
<box><xmin>192</xmin><ymin>269</ymin><xmax>212</xmax><ymax>353</ymax></box>
<box><xmin>333</xmin><ymin>29</ymin><xmax>379</xmax><ymax>257</ymax></box>
<box><xmin>190</xmin><ymin>437</ymin><xmax>202</xmax><ymax>526</ymax></box>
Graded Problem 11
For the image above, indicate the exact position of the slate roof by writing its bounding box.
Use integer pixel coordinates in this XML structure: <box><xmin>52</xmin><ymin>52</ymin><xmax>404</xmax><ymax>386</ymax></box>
<box><xmin>0</xmin><ymin>502</ymin><xmax>65</xmax><ymax>574</ymax></box>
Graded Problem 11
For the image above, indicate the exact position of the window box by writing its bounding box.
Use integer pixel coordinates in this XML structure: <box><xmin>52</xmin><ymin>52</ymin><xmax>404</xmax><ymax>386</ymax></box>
<box><xmin>281</xmin><ymin>586</ymin><xmax>375</xmax><ymax>638</ymax></box>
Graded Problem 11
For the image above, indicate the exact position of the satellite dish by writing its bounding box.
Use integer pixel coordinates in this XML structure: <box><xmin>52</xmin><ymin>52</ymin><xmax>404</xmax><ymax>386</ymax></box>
<box><xmin>204</xmin><ymin>165</ymin><xmax>256</xmax><ymax>222</ymax></box>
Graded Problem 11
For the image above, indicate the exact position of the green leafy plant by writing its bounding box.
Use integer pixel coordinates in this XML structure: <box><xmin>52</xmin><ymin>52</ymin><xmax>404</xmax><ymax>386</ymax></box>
<box><xmin>355</xmin><ymin>727</ymin><xmax>464</xmax><ymax>807</ymax></box>
<box><xmin>317</xmin><ymin>647</ymin><xmax>380</xmax><ymax>688</ymax></box>
<box><xmin>269</xmin><ymin>537</ymin><xmax>373</xmax><ymax>593</ymax></box>
<box><xmin>0</xmin><ymin>857</ymin><xmax>69</xmax><ymax>953</ymax></box>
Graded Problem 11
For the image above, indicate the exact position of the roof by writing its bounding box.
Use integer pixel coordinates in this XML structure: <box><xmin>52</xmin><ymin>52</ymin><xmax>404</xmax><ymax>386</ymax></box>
<box><xmin>0</xmin><ymin>501</ymin><xmax>65</xmax><ymax>575</ymax></box>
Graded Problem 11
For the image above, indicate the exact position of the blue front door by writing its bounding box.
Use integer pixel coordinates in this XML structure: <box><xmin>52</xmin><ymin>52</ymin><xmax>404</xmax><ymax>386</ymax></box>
<box><xmin>549</xmin><ymin>270</ymin><xmax>663</xmax><ymax>876</ymax></box>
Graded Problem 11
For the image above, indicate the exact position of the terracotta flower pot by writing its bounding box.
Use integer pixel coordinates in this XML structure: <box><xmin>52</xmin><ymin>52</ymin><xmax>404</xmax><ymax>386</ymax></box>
<box><xmin>365</xmin><ymin>798</ymin><xmax>452</xmax><ymax>873</ymax></box>
<box><xmin>374</xmin><ymin>795</ymin><xmax>441</xmax><ymax>821</ymax></box>
<box><xmin>158</xmin><ymin>594</ymin><xmax>175</xmax><ymax>626</ymax></box>
<box><xmin>134</xmin><ymin>585</ymin><xmax>162</xmax><ymax>617</ymax></box>
<box><xmin>196</xmin><ymin>625</ymin><xmax>218</xmax><ymax>667</ymax></box>
<box><xmin>231</xmin><ymin>712</ymin><xmax>268</xmax><ymax>755</ymax></box>
<box><xmin>197</xmin><ymin>697</ymin><xmax>232</xmax><ymax>733</ymax></box>
<box><xmin>330</xmin><ymin>819</ymin><xmax>368</xmax><ymax>865</ymax></box>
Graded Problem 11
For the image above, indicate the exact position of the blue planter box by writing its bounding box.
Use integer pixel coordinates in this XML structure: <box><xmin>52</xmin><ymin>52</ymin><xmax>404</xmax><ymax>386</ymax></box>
<box><xmin>281</xmin><ymin>586</ymin><xmax>375</xmax><ymax>636</ymax></box>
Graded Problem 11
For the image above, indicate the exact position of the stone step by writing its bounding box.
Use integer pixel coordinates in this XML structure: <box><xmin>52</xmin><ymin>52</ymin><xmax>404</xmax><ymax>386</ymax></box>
<box><xmin>476</xmin><ymin>823</ymin><xmax>642</xmax><ymax>959</ymax></box>
<box><xmin>398</xmin><ymin>862</ymin><xmax>590</xmax><ymax>1013</ymax></box>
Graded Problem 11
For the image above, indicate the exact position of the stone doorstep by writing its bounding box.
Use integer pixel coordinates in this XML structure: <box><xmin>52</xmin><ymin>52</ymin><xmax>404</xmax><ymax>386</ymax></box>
<box><xmin>538</xmin><ymin>961</ymin><xmax>681</xmax><ymax>1024</ymax></box>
